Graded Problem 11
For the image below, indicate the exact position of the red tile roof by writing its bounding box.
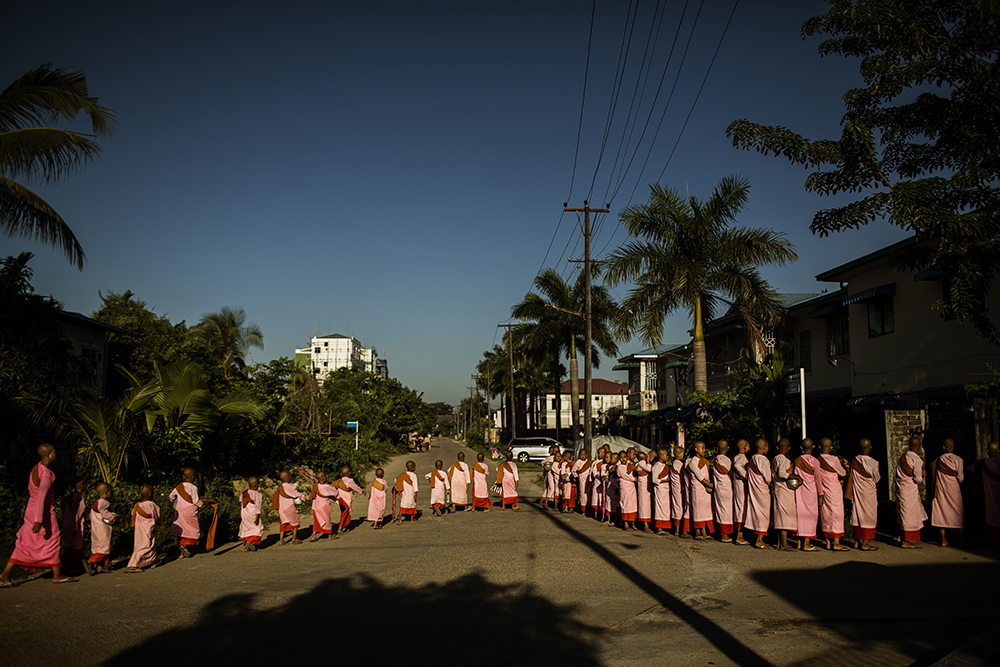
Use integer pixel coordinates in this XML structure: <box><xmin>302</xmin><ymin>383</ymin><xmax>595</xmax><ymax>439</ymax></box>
<box><xmin>545</xmin><ymin>378</ymin><xmax>628</xmax><ymax>395</ymax></box>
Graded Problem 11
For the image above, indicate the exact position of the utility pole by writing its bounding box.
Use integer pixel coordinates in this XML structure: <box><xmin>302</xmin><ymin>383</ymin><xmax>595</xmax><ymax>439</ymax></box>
<box><xmin>497</xmin><ymin>322</ymin><xmax>519</xmax><ymax>440</ymax></box>
<box><xmin>564</xmin><ymin>200</ymin><xmax>610</xmax><ymax>459</ymax></box>
<box><xmin>472</xmin><ymin>373</ymin><xmax>485</xmax><ymax>437</ymax></box>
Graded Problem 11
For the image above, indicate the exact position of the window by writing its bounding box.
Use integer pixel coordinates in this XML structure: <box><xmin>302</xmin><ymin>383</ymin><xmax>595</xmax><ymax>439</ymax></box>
<box><xmin>826</xmin><ymin>313</ymin><xmax>850</xmax><ymax>357</ymax></box>
<box><xmin>323</xmin><ymin>362</ymin><xmax>328</xmax><ymax>367</ymax></box>
<box><xmin>314</xmin><ymin>347</ymin><xmax>320</xmax><ymax>354</ymax></box>
<box><xmin>551</xmin><ymin>398</ymin><xmax>558</xmax><ymax>409</ymax></box>
<box><xmin>797</xmin><ymin>330</ymin><xmax>812</xmax><ymax>373</ymax></box>
<box><xmin>324</xmin><ymin>342</ymin><xmax>329</xmax><ymax>347</ymax></box>
<box><xmin>868</xmin><ymin>298</ymin><xmax>894</xmax><ymax>338</ymax></box>
<box><xmin>578</xmin><ymin>398</ymin><xmax>584</xmax><ymax>410</ymax></box>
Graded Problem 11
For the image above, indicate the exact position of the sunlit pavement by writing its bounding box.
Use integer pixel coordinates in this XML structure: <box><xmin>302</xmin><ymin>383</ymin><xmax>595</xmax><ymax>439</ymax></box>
<box><xmin>1</xmin><ymin>437</ymin><xmax>997</xmax><ymax>666</ymax></box>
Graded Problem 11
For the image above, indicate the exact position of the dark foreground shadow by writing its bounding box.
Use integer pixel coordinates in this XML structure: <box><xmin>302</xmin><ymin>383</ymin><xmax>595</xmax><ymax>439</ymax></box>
<box><xmin>532</xmin><ymin>503</ymin><xmax>773</xmax><ymax>667</ymax></box>
<box><xmin>104</xmin><ymin>571</ymin><xmax>603</xmax><ymax>665</ymax></box>
<box><xmin>753</xmin><ymin>561</ymin><xmax>1000</xmax><ymax>665</ymax></box>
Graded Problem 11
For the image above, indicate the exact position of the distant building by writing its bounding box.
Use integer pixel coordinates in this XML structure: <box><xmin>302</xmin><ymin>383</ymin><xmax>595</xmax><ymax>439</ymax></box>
<box><xmin>56</xmin><ymin>310</ymin><xmax>124</xmax><ymax>397</ymax></box>
<box><xmin>534</xmin><ymin>378</ymin><xmax>629</xmax><ymax>429</ymax></box>
<box><xmin>295</xmin><ymin>333</ymin><xmax>385</xmax><ymax>383</ymax></box>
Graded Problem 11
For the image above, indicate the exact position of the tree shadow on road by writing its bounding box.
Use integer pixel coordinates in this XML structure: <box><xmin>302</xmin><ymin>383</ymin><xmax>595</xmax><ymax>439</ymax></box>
<box><xmin>752</xmin><ymin>560</ymin><xmax>1000</xmax><ymax>665</ymax></box>
<box><xmin>104</xmin><ymin>571</ymin><xmax>604</xmax><ymax>665</ymax></box>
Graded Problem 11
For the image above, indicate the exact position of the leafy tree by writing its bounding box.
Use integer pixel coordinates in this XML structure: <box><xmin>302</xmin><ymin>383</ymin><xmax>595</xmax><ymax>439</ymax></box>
<box><xmin>0</xmin><ymin>64</ymin><xmax>115</xmax><ymax>269</ymax></box>
<box><xmin>0</xmin><ymin>252</ymin><xmax>91</xmax><ymax>467</ymax></box>
<box><xmin>605</xmin><ymin>176</ymin><xmax>796</xmax><ymax>393</ymax></box>
<box><xmin>91</xmin><ymin>290</ymin><xmax>188</xmax><ymax>395</ymax></box>
<box><xmin>726</xmin><ymin>0</ymin><xmax>1000</xmax><ymax>343</ymax></box>
<box><xmin>190</xmin><ymin>306</ymin><xmax>264</xmax><ymax>378</ymax></box>
<box><xmin>511</xmin><ymin>268</ymin><xmax>619</xmax><ymax>440</ymax></box>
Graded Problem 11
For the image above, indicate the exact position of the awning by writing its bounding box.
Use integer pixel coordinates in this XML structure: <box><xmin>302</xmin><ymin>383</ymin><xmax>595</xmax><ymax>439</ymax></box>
<box><xmin>807</xmin><ymin>303</ymin><xmax>848</xmax><ymax>319</ymax></box>
<box><xmin>706</xmin><ymin>322</ymin><xmax>743</xmax><ymax>337</ymax></box>
<box><xmin>662</xmin><ymin>360</ymin><xmax>689</xmax><ymax>369</ymax></box>
<box><xmin>843</xmin><ymin>283</ymin><xmax>895</xmax><ymax>305</ymax></box>
<box><xmin>612</xmin><ymin>361</ymin><xmax>639</xmax><ymax>371</ymax></box>
<box><xmin>622</xmin><ymin>409</ymin><xmax>653</xmax><ymax>417</ymax></box>
<box><xmin>913</xmin><ymin>268</ymin><xmax>944</xmax><ymax>282</ymax></box>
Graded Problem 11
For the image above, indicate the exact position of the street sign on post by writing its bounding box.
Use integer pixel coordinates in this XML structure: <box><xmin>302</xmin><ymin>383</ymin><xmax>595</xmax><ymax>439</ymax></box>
<box><xmin>347</xmin><ymin>421</ymin><xmax>359</xmax><ymax>450</ymax></box>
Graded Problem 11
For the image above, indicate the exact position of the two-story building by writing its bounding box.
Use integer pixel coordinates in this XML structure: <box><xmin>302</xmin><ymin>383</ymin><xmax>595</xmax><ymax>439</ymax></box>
<box><xmin>295</xmin><ymin>333</ymin><xmax>385</xmax><ymax>383</ymax></box>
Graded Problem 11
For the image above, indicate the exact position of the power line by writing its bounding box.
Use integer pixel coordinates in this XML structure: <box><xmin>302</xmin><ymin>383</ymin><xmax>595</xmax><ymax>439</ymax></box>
<box><xmin>565</xmin><ymin>0</ymin><xmax>597</xmax><ymax>204</ymax></box>
<box><xmin>657</xmin><ymin>0</ymin><xmax>740</xmax><ymax>182</ymax></box>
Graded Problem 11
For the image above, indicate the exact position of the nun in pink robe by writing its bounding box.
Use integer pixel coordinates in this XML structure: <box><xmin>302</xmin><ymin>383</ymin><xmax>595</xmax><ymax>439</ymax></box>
<box><xmin>670</xmin><ymin>457</ymin><xmax>685</xmax><ymax>526</ymax></box>
<box><xmin>471</xmin><ymin>461</ymin><xmax>490</xmax><ymax>509</ymax></box>
<box><xmin>497</xmin><ymin>460</ymin><xmax>518</xmax><ymax>507</ymax></box>
<box><xmin>310</xmin><ymin>481</ymin><xmax>338</xmax><ymax>535</ymax></box>
<box><xmin>590</xmin><ymin>460</ymin><xmax>604</xmax><ymax>511</ymax></box>
<box><xmin>930</xmin><ymin>452</ymin><xmax>965</xmax><ymax>530</ymax></box>
<box><xmin>772</xmin><ymin>453</ymin><xmax>798</xmax><ymax>533</ymax></box>
<box><xmin>793</xmin><ymin>453</ymin><xmax>821</xmax><ymax>540</ymax></box>
<box><xmin>976</xmin><ymin>455</ymin><xmax>1000</xmax><ymax>541</ymax></box>
<box><xmin>89</xmin><ymin>497</ymin><xmax>117</xmax><ymax>565</ymax></box>
<box><xmin>447</xmin><ymin>459</ymin><xmax>470</xmax><ymax>509</ymax></box>
<box><xmin>8</xmin><ymin>464</ymin><xmax>61</xmax><ymax>570</ymax></box>
<box><xmin>574</xmin><ymin>456</ymin><xmax>593</xmax><ymax>513</ymax></box>
<box><xmin>818</xmin><ymin>453</ymin><xmax>848</xmax><ymax>539</ymax></box>
<box><xmin>367</xmin><ymin>476</ymin><xmax>387</xmax><ymax>525</ymax></box>
<box><xmin>846</xmin><ymin>453</ymin><xmax>879</xmax><ymax>542</ymax></box>
<box><xmin>617</xmin><ymin>460</ymin><xmax>638</xmax><ymax>522</ymax></box>
<box><xmin>745</xmin><ymin>453</ymin><xmax>772</xmax><ymax>535</ymax></box>
<box><xmin>239</xmin><ymin>488</ymin><xmax>264</xmax><ymax>545</ymax></box>
<box><xmin>711</xmin><ymin>453</ymin><xmax>733</xmax><ymax>538</ymax></box>
<box><xmin>128</xmin><ymin>498</ymin><xmax>160</xmax><ymax>568</ymax></box>
<box><xmin>686</xmin><ymin>456</ymin><xmax>714</xmax><ymax>533</ymax></box>
<box><xmin>636</xmin><ymin>457</ymin><xmax>653</xmax><ymax>525</ymax></box>
<box><xmin>169</xmin><ymin>480</ymin><xmax>203</xmax><ymax>544</ymax></box>
<box><xmin>895</xmin><ymin>449</ymin><xmax>928</xmax><ymax>543</ymax></box>
<box><xmin>426</xmin><ymin>468</ymin><xmax>451</xmax><ymax>510</ymax></box>
<box><xmin>732</xmin><ymin>451</ymin><xmax>749</xmax><ymax>531</ymax></box>
<box><xmin>398</xmin><ymin>470</ymin><xmax>420</xmax><ymax>515</ymax></box>
<box><xmin>651</xmin><ymin>458</ymin><xmax>672</xmax><ymax>530</ymax></box>
<box><xmin>276</xmin><ymin>481</ymin><xmax>306</xmax><ymax>532</ymax></box>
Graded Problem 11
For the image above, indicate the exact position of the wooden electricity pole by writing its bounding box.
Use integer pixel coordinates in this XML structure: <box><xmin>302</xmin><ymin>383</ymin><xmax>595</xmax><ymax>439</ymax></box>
<box><xmin>564</xmin><ymin>201</ymin><xmax>609</xmax><ymax>458</ymax></box>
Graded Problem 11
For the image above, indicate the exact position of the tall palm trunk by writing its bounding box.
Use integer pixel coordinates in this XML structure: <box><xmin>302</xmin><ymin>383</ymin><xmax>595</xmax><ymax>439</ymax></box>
<box><xmin>692</xmin><ymin>294</ymin><xmax>707</xmax><ymax>392</ymax></box>
<box><xmin>569</xmin><ymin>338</ymin><xmax>580</xmax><ymax>443</ymax></box>
<box><xmin>552</xmin><ymin>362</ymin><xmax>562</xmax><ymax>442</ymax></box>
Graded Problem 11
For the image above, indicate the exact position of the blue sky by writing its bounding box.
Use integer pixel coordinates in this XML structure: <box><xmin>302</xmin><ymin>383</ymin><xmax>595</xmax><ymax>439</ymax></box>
<box><xmin>2</xmin><ymin>1</ymin><xmax>906</xmax><ymax>405</ymax></box>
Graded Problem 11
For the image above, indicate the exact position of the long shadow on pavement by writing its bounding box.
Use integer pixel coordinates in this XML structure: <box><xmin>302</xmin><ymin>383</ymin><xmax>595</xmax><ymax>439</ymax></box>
<box><xmin>752</xmin><ymin>560</ymin><xmax>1000</xmax><ymax>665</ymax></box>
<box><xmin>103</xmin><ymin>571</ymin><xmax>604</xmax><ymax>665</ymax></box>
<box><xmin>531</xmin><ymin>503</ymin><xmax>773</xmax><ymax>667</ymax></box>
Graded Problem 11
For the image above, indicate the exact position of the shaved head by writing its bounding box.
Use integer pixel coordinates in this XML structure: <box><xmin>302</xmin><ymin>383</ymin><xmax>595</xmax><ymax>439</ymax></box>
<box><xmin>988</xmin><ymin>441</ymin><xmax>999</xmax><ymax>458</ymax></box>
<box><xmin>820</xmin><ymin>438</ymin><xmax>833</xmax><ymax>454</ymax></box>
<box><xmin>183</xmin><ymin>467</ymin><xmax>196</xmax><ymax>481</ymax></box>
<box><xmin>801</xmin><ymin>438</ymin><xmax>814</xmax><ymax>454</ymax></box>
<box><xmin>737</xmin><ymin>439</ymin><xmax>750</xmax><ymax>454</ymax></box>
<box><xmin>37</xmin><ymin>443</ymin><xmax>54</xmax><ymax>458</ymax></box>
<box><xmin>755</xmin><ymin>438</ymin><xmax>769</xmax><ymax>454</ymax></box>
<box><xmin>942</xmin><ymin>438</ymin><xmax>955</xmax><ymax>453</ymax></box>
<box><xmin>279</xmin><ymin>470</ymin><xmax>290</xmax><ymax>482</ymax></box>
<box><xmin>908</xmin><ymin>436</ymin><xmax>923</xmax><ymax>452</ymax></box>
<box><xmin>859</xmin><ymin>438</ymin><xmax>872</xmax><ymax>454</ymax></box>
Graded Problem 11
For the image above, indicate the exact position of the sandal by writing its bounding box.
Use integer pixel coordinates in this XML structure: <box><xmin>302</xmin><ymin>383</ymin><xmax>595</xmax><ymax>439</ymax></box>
<box><xmin>53</xmin><ymin>577</ymin><xmax>78</xmax><ymax>583</ymax></box>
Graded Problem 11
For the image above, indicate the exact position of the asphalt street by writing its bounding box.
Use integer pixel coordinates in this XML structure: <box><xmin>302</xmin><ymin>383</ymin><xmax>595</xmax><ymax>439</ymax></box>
<box><xmin>1</xmin><ymin>437</ymin><xmax>997</xmax><ymax>666</ymax></box>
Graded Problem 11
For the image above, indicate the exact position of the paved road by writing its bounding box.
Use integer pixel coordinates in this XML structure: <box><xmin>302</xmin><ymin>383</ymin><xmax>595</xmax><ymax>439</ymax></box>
<box><xmin>1</xmin><ymin>437</ymin><xmax>998</xmax><ymax>666</ymax></box>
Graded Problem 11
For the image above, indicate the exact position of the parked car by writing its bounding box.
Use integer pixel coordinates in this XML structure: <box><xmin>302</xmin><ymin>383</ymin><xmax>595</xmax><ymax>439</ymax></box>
<box><xmin>508</xmin><ymin>436</ymin><xmax>564</xmax><ymax>462</ymax></box>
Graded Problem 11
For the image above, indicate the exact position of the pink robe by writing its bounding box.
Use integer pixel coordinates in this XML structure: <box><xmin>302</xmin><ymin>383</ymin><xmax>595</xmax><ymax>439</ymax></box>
<box><xmin>276</xmin><ymin>482</ymin><xmax>305</xmax><ymax>529</ymax></box>
<box><xmin>398</xmin><ymin>471</ymin><xmax>419</xmax><ymax>510</ymax></box>
<box><xmin>670</xmin><ymin>459</ymin><xmax>685</xmax><ymax>522</ymax></box>
<box><xmin>979</xmin><ymin>458</ymin><xmax>1000</xmax><ymax>536</ymax></box>
<box><xmin>651</xmin><ymin>461</ymin><xmax>672</xmax><ymax>528</ymax></box>
<box><xmin>169</xmin><ymin>481</ymin><xmax>203</xmax><ymax>539</ymax></box>
<box><xmin>794</xmin><ymin>454</ymin><xmax>821</xmax><ymax>539</ymax></box>
<box><xmin>732</xmin><ymin>453</ymin><xmax>749</xmax><ymax>528</ymax></box>
<box><xmin>606</xmin><ymin>467</ymin><xmax>620</xmax><ymax>514</ymax></box>
<box><xmin>561</xmin><ymin>461</ymin><xmax>575</xmax><ymax>502</ymax></box>
<box><xmin>426</xmin><ymin>469</ymin><xmax>451</xmax><ymax>506</ymax></box>
<box><xmin>310</xmin><ymin>483</ymin><xmax>338</xmax><ymax>532</ymax></box>
<box><xmin>499</xmin><ymin>462</ymin><xmax>518</xmax><ymax>503</ymax></box>
<box><xmin>367</xmin><ymin>479</ymin><xmax>387</xmax><ymax>521</ymax></box>
<box><xmin>472</xmin><ymin>463</ymin><xmax>490</xmax><ymax>507</ymax></box>
<box><xmin>62</xmin><ymin>491</ymin><xmax>85</xmax><ymax>551</ymax></box>
<box><xmin>9</xmin><ymin>464</ymin><xmax>61</xmax><ymax>569</ymax></box>
<box><xmin>818</xmin><ymin>454</ymin><xmax>847</xmax><ymax>538</ymax></box>
<box><xmin>895</xmin><ymin>451</ymin><xmax>928</xmax><ymax>537</ymax></box>
<box><xmin>636</xmin><ymin>460</ymin><xmax>652</xmax><ymax>522</ymax></box>
<box><xmin>711</xmin><ymin>455</ymin><xmax>733</xmax><ymax>531</ymax></box>
<box><xmin>930</xmin><ymin>453</ymin><xmax>964</xmax><ymax>529</ymax></box>
<box><xmin>686</xmin><ymin>457</ymin><xmax>713</xmax><ymax>526</ymax></box>
<box><xmin>89</xmin><ymin>498</ymin><xmax>117</xmax><ymax>555</ymax></box>
<box><xmin>575</xmin><ymin>458</ymin><xmax>593</xmax><ymax>509</ymax></box>
<box><xmin>239</xmin><ymin>489</ymin><xmax>264</xmax><ymax>539</ymax></box>
<box><xmin>617</xmin><ymin>462</ymin><xmax>638</xmax><ymax>520</ymax></box>
<box><xmin>590</xmin><ymin>461</ymin><xmax>604</xmax><ymax>509</ymax></box>
<box><xmin>745</xmin><ymin>454</ymin><xmax>772</xmax><ymax>534</ymax></box>
<box><xmin>128</xmin><ymin>500</ymin><xmax>160</xmax><ymax>568</ymax></box>
<box><xmin>542</xmin><ymin>456</ymin><xmax>556</xmax><ymax>499</ymax></box>
<box><xmin>849</xmin><ymin>454</ymin><xmax>879</xmax><ymax>537</ymax></box>
<box><xmin>771</xmin><ymin>454</ymin><xmax>797</xmax><ymax>532</ymax></box>
<box><xmin>448</xmin><ymin>461</ymin><xmax>470</xmax><ymax>506</ymax></box>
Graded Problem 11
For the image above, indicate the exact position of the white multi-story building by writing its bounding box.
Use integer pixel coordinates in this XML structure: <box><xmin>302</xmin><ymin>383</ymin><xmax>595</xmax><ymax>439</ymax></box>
<box><xmin>295</xmin><ymin>333</ymin><xmax>386</xmax><ymax>383</ymax></box>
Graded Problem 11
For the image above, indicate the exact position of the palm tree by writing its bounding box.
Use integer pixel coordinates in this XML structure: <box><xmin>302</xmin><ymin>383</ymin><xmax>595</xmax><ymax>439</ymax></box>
<box><xmin>512</xmin><ymin>268</ymin><xmax>619</xmax><ymax>441</ymax></box>
<box><xmin>1</xmin><ymin>64</ymin><xmax>115</xmax><ymax>269</ymax></box>
<box><xmin>605</xmin><ymin>176</ymin><xmax>796</xmax><ymax>393</ymax></box>
<box><xmin>191</xmin><ymin>307</ymin><xmax>264</xmax><ymax>377</ymax></box>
